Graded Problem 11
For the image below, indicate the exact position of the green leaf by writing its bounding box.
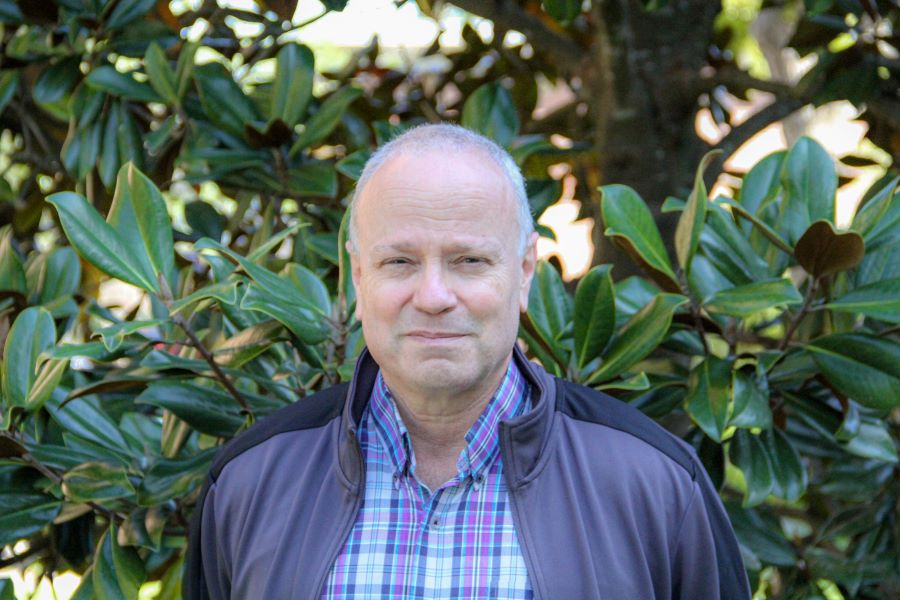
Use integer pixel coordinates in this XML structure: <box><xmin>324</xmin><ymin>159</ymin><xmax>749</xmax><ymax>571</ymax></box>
<box><xmin>685</xmin><ymin>356</ymin><xmax>732</xmax><ymax>442</ymax></box>
<box><xmin>93</xmin><ymin>525</ymin><xmax>146</xmax><ymax>600</ymax></box>
<box><xmin>137</xmin><ymin>448</ymin><xmax>216</xmax><ymax>506</ymax></box>
<box><xmin>47</xmin><ymin>192</ymin><xmax>158</xmax><ymax>292</ymax></box>
<box><xmin>0</xmin><ymin>70</ymin><xmax>19</xmax><ymax>114</ymax></box>
<box><xmin>33</xmin><ymin>57</ymin><xmax>81</xmax><ymax>105</ymax></box>
<box><xmin>705</xmin><ymin>278</ymin><xmax>803</xmax><ymax>317</ymax></box>
<box><xmin>825</xmin><ymin>277</ymin><xmax>900</xmax><ymax>323</ymax></box>
<box><xmin>63</xmin><ymin>461</ymin><xmax>135</xmax><ymax>503</ymax></box>
<box><xmin>45</xmin><ymin>395</ymin><xmax>133</xmax><ymax>459</ymax></box>
<box><xmin>336</xmin><ymin>149</ymin><xmax>371</xmax><ymax>181</ymax></box>
<box><xmin>737</xmin><ymin>151</ymin><xmax>785</xmax><ymax>231</ymax></box>
<box><xmin>271</xmin><ymin>43</ymin><xmax>314</xmax><ymax>127</ymax></box>
<box><xmin>526</xmin><ymin>261</ymin><xmax>572</xmax><ymax>348</ymax></box>
<box><xmin>461</xmin><ymin>81</ymin><xmax>520</xmax><ymax>147</ymax></box>
<box><xmin>105</xmin><ymin>0</ymin><xmax>157</xmax><ymax>29</ymax></box>
<box><xmin>289</xmin><ymin>86</ymin><xmax>362</xmax><ymax>155</ymax></box>
<box><xmin>86</xmin><ymin>65</ymin><xmax>162</xmax><ymax>102</ymax></box>
<box><xmin>285</xmin><ymin>263</ymin><xmax>331</xmax><ymax>316</ymax></box>
<box><xmin>175</xmin><ymin>41</ymin><xmax>199</xmax><ymax>99</ymax></box>
<box><xmin>780</xmin><ymin>136</ymin><xmax>837</xmax><ymax>243</ymax></box>
<box><xmin>730</xmin><ymin>430</ymin><xmax>774</xmax><ymax>506</ymax></box>
<box><xmin>794</xmin><ymin>220</ymin><xmax>865</xmax><ymax>279</ymax></box>
<box><xmin>136</xmin><ymin>381</ymin><xmax>244</xmax><ymax>437</ymax></box>
<box><xmin>731</xmin><ymin>365</ymin><xmax>773</xmax><ymax>429</ymax></box>
<box><xmin>717</xmin><ymin>197</ymin><xmax>794</xmax><ymax>256</ymax></box>
<box><xmin>96</xmin><ymin>318</ymin><xmax>167</xmax><ymax>351</ymax></box>
<box><xmin>542</xmin><ymin>0</ymin><xmax>581</xmax><ymax>23</ymax></box>
<box><xmin>99</xmin><ymin>107</ymin><xmax>120</xmax><ymax>188</ymax></box>
<box><xmin>807</xmin><ymin>334</ymin><xmax>900</xmax><ymax>410</ymax></box>
<box><xmin>287</xmin><ymin>161</ymin><xmax>338</xmax><ymax>197</ymax></box>
<box><xmin>850</xmin><ymin>176</ymin><xmax>897</xmax><ymax>245</ymax></box>
<box><xmin>0</xmin><ymin>467</ymin><xmax>61</xmax><ymax>547</ymax></box>
<box><xmin>600</xmin><ymin>185</ymin><xmax>679</xmax><ymax>292</ymax></box>
<box><xmin>842</xmin><ymin>418</ymin><xmax>899</xmax><ymax>463</ymax></box>
<box><xmin>675</xmin><ymin>150</ymin><xmax>719</xmax><ymax>278</ymax></box>
<box><xmin>0</xmin><ymin>226</ymin><xmax>26</xmax><ymax>294</ymax></box>
<box><xmin>586</xmin><ymin>293</ymin><xmax>687</xmax><ymax>384</ymax></box>
<box><xmin>144</xmin><ymin>42</ymin><xmax>177</xmax><ymax>104</ymax></box>
<box><xmin>194</xmin><ymin>63</ymin><xmax>261</xmax><ymax>139</ymax></box>
<box><xmin>1</xmin><ymin>307</ymin><xmax>56</xmax><ymax>409</ymax></box>
<box><xmin>241</xmin><ymin>283</ymin><xmax>329</xmax><ymax>343</ymax></box>
<box><xmin>701</xmin><ymin>204</ymin><xmax>770</xmax><ymax>284</ymax></box>
<box><xmin>107</xmin><ymin>163</ymin><xmax>176</xmax><ymax>292</ymax></box>
<box><xmin>169</xmin><ymin>280</ymin><xmax>240</xmax><ymax>315</ymax></box>
<box><xmin>573</xmin><ymin>265</ymin><xmax>615</xmax><ymax>368</ymax></box>
<box><xmin>766</xmin><ymin>428</ymin><xmax>807</xmax><ymax>501</ymax></box>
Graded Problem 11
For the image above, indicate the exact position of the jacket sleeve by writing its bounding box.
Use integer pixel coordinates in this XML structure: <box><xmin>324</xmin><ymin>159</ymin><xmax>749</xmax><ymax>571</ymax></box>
<box><xmin>671</xmin><ymin>465</ymin><xmax>752</xmax><ymax>599</ymax></box>
<box><xmin>183</xmin><ymin>477</ymin><xmax>230</xmax><ymax>600</ymax></box>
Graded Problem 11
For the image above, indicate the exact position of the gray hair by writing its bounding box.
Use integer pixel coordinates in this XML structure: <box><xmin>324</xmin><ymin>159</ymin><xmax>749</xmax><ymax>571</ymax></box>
<box><xmin>347</xmin><ymin>123</ymin><xmax>533</xmax><ymax>255</ymax></box>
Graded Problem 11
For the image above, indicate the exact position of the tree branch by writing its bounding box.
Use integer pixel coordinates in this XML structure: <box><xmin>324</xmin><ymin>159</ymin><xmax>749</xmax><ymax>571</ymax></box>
<box><xmin>447</xmin><ymin>0</ymin><xmax>584</xmax><ymax>73</ymax></box>
<box><xmin>710</xmin><ymin>97</ymin><xmax>803</xmax><ymax>176</ymax></box>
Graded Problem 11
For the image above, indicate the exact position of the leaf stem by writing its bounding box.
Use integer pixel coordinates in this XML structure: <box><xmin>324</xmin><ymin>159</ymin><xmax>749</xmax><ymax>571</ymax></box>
<box><xmin>778</xmin><ymin>277</ymin><xmax>818</xmax><ymax>351</ymax></box>
<box><xmin>173</xmin><ymin>314</ymin><xmax>253</xmax><ymax>418</ymax></box>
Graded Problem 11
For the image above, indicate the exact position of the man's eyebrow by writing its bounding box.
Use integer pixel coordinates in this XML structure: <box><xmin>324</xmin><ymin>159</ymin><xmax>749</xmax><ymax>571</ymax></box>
<box><xmin>368</xmin><ymin>241</ymin><xmax>503</xmax><ymax>255</ymax></box>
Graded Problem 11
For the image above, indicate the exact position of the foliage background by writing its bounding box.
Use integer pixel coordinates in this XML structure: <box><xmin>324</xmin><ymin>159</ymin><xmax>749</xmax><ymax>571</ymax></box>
<box><xmin>0</xmin><ymin>0</ymin><xmax>898</xmax><ymax>598</ymax></box>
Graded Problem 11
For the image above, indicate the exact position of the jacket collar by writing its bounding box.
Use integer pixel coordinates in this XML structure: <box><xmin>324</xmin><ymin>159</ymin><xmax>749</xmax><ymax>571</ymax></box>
<box><xmin>336</xmin><ymin>346</ymin><xmax>557</xmax><ymax>492</ymax></box>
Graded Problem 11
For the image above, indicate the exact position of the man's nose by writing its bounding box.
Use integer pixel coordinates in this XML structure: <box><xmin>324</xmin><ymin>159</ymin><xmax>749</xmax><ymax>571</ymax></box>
<box><xmin>411</xmin><ymin>264</ymin><xmax>457</xmax><ymax>314</ymax></box>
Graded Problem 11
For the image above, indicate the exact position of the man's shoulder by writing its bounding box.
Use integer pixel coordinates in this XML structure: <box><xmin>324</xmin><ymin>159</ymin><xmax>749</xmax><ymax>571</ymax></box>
<box><xmin>207</xmin><ymin>382</ymin><xmax>350</xmax><ymax>480</ymax></box>
<box><xmin>553</xmin><ymin>377</ymin><xmax>698</xmax><ymax>479</ymax></box>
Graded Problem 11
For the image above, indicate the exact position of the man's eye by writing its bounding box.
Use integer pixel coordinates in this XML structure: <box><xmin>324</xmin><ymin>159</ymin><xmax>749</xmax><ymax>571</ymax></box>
<box><xmin>458</xmin><ymin>257</ymin><xmax>486</xmax><ymax>265</ymax></box>
<box><xmin>384</xmin><ymin>258</ymin><xmax>411</xmax><ymax>266</ymax></box>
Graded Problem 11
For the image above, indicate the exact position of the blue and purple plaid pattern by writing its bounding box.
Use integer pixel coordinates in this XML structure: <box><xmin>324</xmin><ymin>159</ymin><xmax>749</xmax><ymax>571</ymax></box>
<box><xmin>321</xmin><ymin>360</ymin><xmax>533</xmax><ymax>599</ymax></box>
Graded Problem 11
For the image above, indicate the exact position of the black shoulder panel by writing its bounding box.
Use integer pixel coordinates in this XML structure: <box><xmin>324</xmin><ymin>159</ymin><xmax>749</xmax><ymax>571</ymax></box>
<box><xmin>556</xmin><ymin>378</ymin><xmax>696</xmax><ymax>477</ymax></box>
<box><xmin>208</xmin><ymin>382</ymin><xmax>349</xmax><ymax>480</ymax></box>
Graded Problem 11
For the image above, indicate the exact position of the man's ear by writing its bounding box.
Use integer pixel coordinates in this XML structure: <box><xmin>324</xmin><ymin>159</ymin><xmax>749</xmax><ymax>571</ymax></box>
<box><xmin>519</xmin><ymin>231</ymin><xmax>539</xmax><ymax>313</ymax></box>
<box><xmin>347</xmin><ymin>241</ymin><xmax>364</xmax><ymax>320</ymax></box>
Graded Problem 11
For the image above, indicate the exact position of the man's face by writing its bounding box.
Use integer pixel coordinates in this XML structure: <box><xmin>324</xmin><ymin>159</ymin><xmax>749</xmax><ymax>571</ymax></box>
<box><xmin>350</xmin><ymin>148</ymin><xmax>537</xmax><ymax>403</ymax></box>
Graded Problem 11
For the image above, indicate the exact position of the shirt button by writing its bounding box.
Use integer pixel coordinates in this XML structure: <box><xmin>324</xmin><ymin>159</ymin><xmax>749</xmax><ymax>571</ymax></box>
<box><xmin>430</xmin><ymin>517</ymin><xmax>439</xmax><ymax>528</ymax></box>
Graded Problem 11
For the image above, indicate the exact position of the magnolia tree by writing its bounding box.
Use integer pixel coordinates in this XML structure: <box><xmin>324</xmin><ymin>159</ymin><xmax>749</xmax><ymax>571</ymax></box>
<box><xmin>0</xmin><ymin>1</ymin><xmax>898</xmax><ymax>599</ymax></box>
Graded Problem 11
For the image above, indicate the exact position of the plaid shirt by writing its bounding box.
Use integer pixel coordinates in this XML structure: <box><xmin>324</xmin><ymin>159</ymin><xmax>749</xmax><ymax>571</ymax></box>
<box><xmin>321</xmin><ymin>360</ymin><xmax>534</xmax><ymax>599</ymax></box>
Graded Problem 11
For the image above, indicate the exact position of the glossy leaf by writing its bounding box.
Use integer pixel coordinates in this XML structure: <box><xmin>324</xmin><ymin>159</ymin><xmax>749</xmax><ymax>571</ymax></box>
<box><xmin>1</xmin><ymin>307</ymin><xmax>56</xmax><ymax>408</ymax></box>
<box><xmin>586</xmin><ymin>293</ymin><xmax>687</xmax><ymax>384</ymax></box>
<box><xmin>526</xmin><ymin>261</ymin><xmax>572</xmax><ymax>347</ymax></box>
<box><xmin>289</xmin><ymin>86</ymin><xmax>362</xmax><ymax>155</ymax></box>
<box><xmin>136</xmin><ymin>381</ymin><xmax>244</xmax><ymax>437</ymax></box>
<box><xmin>825</xmin><ymin>277</ymin><xmax>900</xmax><ymax>323</ymax></box>
<box><xmin>45</xmin><ymin>395</ymin><xmax>133</xmax><ymax>458</ymax></box>
<box><xmin>138</xmin><ymin>448</ymin><xmax>216</xmax><ymax>506</ymax></box>
<box><xmin>794</xmin><ymin>220</ymin><xmax>864</xmax><ymax>278</ymax></box>
<box><xmin>685</xmin><ymin>356</ymin><xmax>732</xmax><ymax>442</ymax></box>
<box><xmin>0</xmin><ymin>226</ymin><xmax>26</xmax><ymax>293</ymax></box>
<box><xmin>730</xmin><ymin>429</ymin><xmax>774</xmax><ymax>506</ymax></box>
<box><xmin>600</xmin><ymin>185</ymin><xmax>679</xmax><ymax>291</ymax></box>
<box><xmin>461</xmin><ymin>81</ymin><xmax>520</xmax><ymax>147</ymax></box>
<box><xmin>543</xmin><ymin>0</ymin><xmax>581</xmax><ymax>23</ymax></box>
<box><xmin>271</xmin><ymin>43</ymin><xmax>314</xmax><ymax>127</ymax></box>
<box><xmin>765</xmin><ymin>428</ymin><xmax>806</xmax><ymax>502</ymax></box>
<box><xmin>105</xmin><ymin>0</ymin><xmax>156</xmax><ymax>29</ymax></box>
<box><xmin>737</xmin><ymin>150</ymin><xmax>786</xmax><ymax>231</ymax></box>
<box><xmin>780</xmin><ymin>136</ymin><xmax>837</xmax><ymax>243</ymax></box>
<box><xmin>573</xmin><ymin>265</ymin><xmax>615</xmax><ymax>368</ymax></box>
<box><xmin>47</xmin><ymin>192</ymin><xmax>158</xmax><ymax>292</ymax></box>
<box><xmin>86</xmin><ymin>65</ymin><xmax>161</xmax><ymax>102</ymax></box>
<box><xmin>143</xmin><ymin>42</ymin><xmax>177</xmax><ymax>104</ymax></box>
<box><xmin>63</xmin><ymin>461</ymin><xmax>135</xmax><ymax>503</ymax></box>
<box><xmin>731</xmin><ymin>365</ymin><xmax>772</xmax><ymax>429</ymax></box>
<box><xmin>93</xmin><ymin>525</ymin><xmax>145</xmax><ymax>600</ymax></box>
<box><xmin>842</xmin><ymin>419</ymin><xmax>899</xmax><ymax>463</ymax></box>
<box><xmin>705</xmin><ymin>278</ymin><xmax>803</xmax><ymax>317</ymax></box>
<box><xmin>807</xmin><ymin>334</ymin><xmax>900</xmax><ymax>409</ymax></box>
<box><xmin>675</xmin><ymin>150</ymin><xmax>719</xmax><ymax>277</ymax></box>
<box><xmin>194</xmin><ymin>63</ymin><xmax>261</xmax><ymax>139</ymax></box>
<box><xmin>107</xmin><ymin>163</ymin><xmax>176</xmax><ymax>291</ymax></box>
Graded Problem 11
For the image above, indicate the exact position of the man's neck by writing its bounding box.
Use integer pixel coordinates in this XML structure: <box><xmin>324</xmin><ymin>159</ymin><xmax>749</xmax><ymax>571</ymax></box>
<box><xmin>382</xmin><ymin>366</ymin><xmax>509</xmax><ymax>491</ymax></box>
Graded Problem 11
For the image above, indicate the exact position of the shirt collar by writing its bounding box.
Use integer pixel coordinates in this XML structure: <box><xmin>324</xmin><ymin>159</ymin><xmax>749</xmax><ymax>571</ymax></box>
<box><xmin>368</xmin><ymin>358</ymin><xmax>530</xmax><ymax>483</ymax></box>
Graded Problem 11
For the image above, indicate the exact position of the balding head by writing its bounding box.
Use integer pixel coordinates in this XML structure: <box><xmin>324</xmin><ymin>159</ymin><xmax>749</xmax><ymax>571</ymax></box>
<box><xmin>348</xmin><ymin>123</ymin><xmax>533</xmax><ymax>256</ymax></box>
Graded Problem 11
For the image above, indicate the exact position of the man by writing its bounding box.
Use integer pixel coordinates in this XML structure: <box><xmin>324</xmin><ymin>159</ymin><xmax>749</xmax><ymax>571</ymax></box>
<box><xmin>184</xmin><ymin>124</ymin><xmax>750</xmax><ymax>599</ymax></box>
